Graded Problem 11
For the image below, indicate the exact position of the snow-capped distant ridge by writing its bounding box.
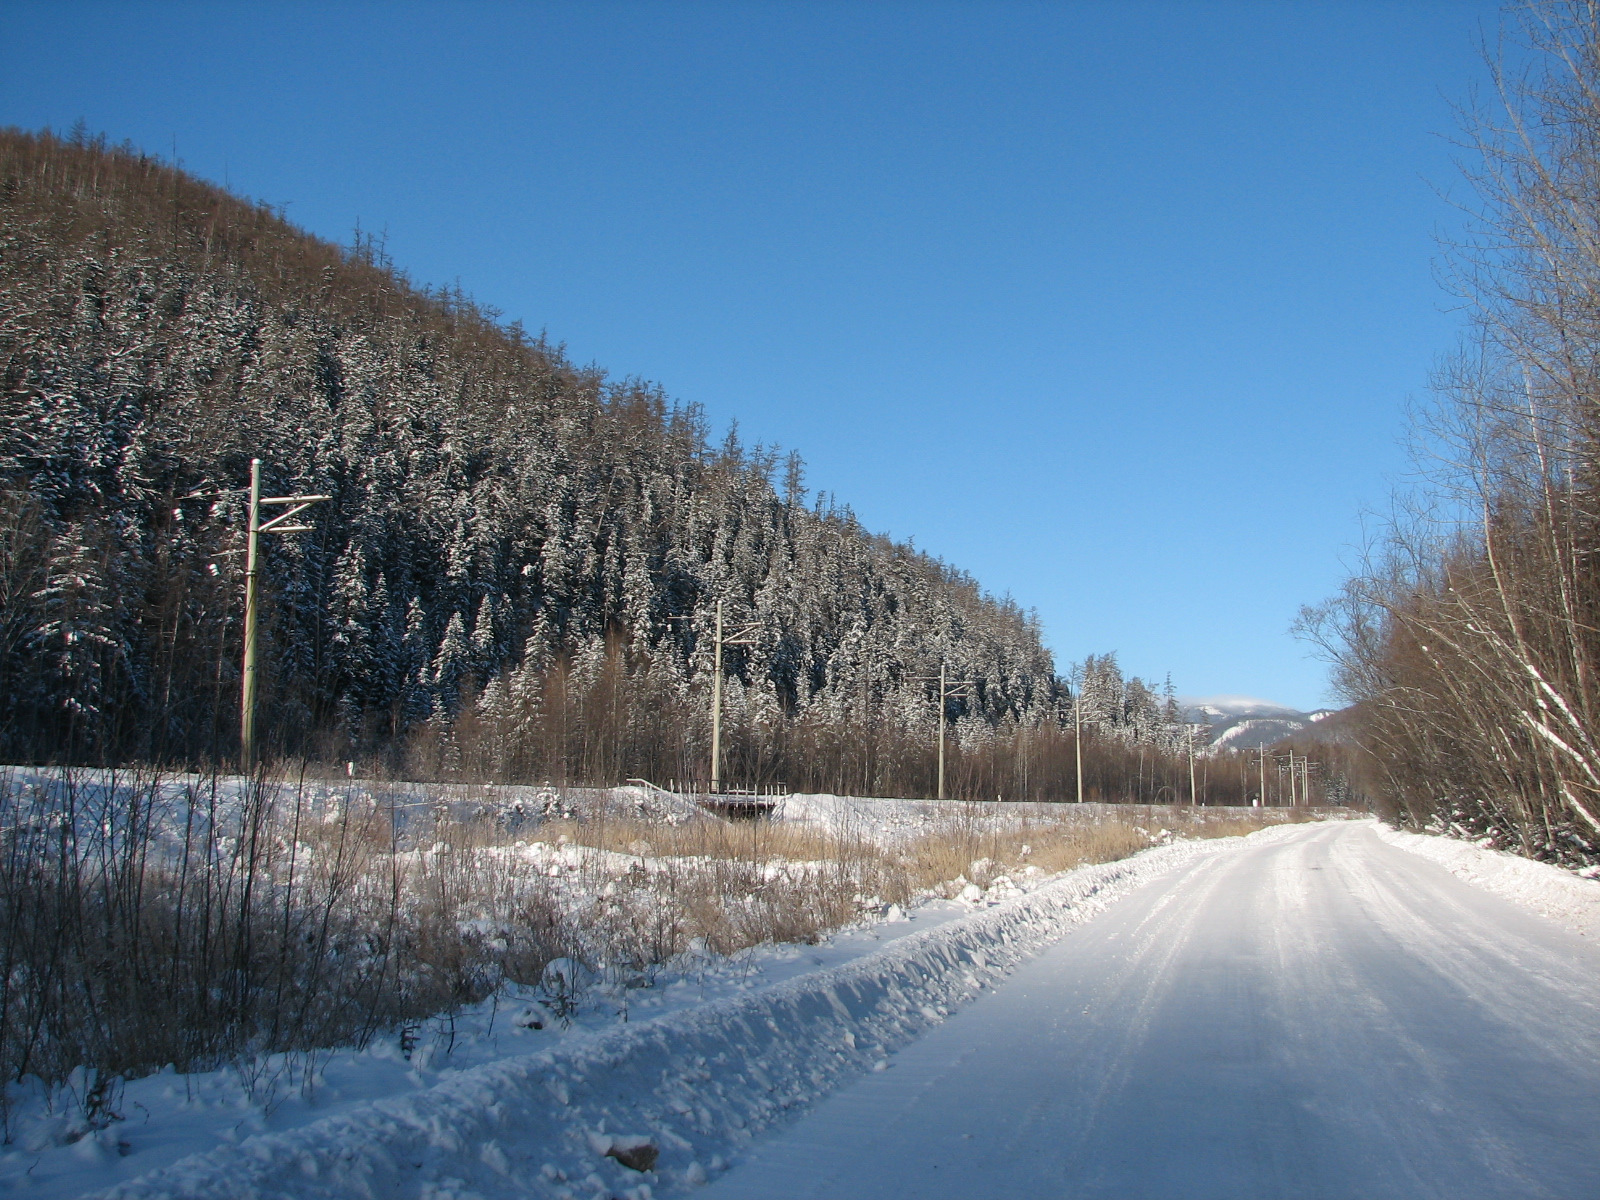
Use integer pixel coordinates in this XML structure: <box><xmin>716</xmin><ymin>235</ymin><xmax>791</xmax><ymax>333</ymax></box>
<box><xmin>1182</xmin><ymin>695</ymin><xmax>1302</xmax><ymax>719</ymax></box>
<box><xmin>1181</xmin><ymin>697</ymin><xmax>1345</xmax><ymax>753</ymax></box>
<box><xmin>1212</xmin><ymin>719</ymin><xmax>1292</xmax><ymax>750</ymax></box>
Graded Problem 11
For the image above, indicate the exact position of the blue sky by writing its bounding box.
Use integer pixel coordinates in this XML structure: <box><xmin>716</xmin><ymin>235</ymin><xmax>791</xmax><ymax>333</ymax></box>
<box><xmin>2</xmin><ymin>1</ymin><xmax>1506</xmax><ymax>710</ymax></box>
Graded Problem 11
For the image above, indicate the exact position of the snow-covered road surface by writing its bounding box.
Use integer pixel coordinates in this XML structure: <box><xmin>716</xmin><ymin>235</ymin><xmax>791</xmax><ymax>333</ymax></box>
<box><xmin>703</xmin><ymin>821</ymin><xmax>1600</xmax><ymax>1200</ymax></box>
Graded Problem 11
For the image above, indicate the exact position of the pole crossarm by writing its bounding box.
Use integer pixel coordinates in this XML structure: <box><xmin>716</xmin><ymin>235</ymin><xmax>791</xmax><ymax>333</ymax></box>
<box><xmin>258</xmin><ymin>495</ymin><xmax>330</xmax><ymax>532</ymax></box>
<box><xmin>666</xmin><ymin>615</ymin><xmax>758</xmax><ymax>641</ymax></box>
<box><xmin>723</xmin><ymin>619</ymin><xmax>760</xmax><ymax>647</ymax></box>
<box><xmin>259</xmin><ymin>506</ymin><xmax>318</xmax><ymax>531</ymax></box>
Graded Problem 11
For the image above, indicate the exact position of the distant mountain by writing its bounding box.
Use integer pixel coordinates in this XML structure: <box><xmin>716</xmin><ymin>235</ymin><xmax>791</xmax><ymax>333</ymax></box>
<box><xmin>1181</xmin><ymin>696</ymin><xmax>1342</xmax><ymax>753</ymax></box>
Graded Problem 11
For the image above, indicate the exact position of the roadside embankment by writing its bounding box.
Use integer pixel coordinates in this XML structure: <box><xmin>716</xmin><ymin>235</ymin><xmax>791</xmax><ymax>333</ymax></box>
<box><xmin>96</xmin><ymin>825</ymin><xmax>1307</xmax><ymax>1200</ymax></box>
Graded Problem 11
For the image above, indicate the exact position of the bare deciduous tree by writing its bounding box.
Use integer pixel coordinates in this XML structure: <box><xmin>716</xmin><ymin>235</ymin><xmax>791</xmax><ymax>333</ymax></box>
<box><xmin>1304</xmin><ymin>1</ymin><xmax>1600</xmax><ymax>865</ymax></box>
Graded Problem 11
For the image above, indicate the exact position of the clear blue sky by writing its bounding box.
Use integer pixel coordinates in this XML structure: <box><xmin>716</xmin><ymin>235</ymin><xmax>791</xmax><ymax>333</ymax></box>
<box><xmin>2</xmin><ymin>0</ymin><xmax>1506</xmax><ymax>710</ymax></box>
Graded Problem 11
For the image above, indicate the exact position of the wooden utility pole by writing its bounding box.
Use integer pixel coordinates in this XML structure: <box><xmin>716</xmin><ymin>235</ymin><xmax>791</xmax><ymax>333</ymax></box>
<box><xmin>861</xmin><ymin>656</ymin><xmax>874</xmax><ymax>798</ymax></box>
<box><xmin>917</xmin><ymin>663</ymin><xmax>973</xmax><ymax>800</ymax></box>
<box><xmin>1187</xmin><ymin>725</ymin><xmax>1198</xmax><ymax>805</ymax></box>
<box><xmin>240</xmin><ymin>458</ymin><xmax>329</xmax><ymax>771</ymax></box>
<box><xmin>938</xmin><ymin>661</ymin><xmax>949</xmax><ymax>801</ymax></box>
<box><xmin>240</xmin><ymin>460</ymin><xmax>263</xmax><ymax>771</ymax></box>
<box><xmin>1074</xmin><ymin>678</ymin><xmax>1085</xmax><ymax>803</ymax></box>
<box><xmin>709</xmin><ymin>598</ymin><xmax>758</xmax><ymax>793</ymax></box>
<box><xmin>1258</xmin><ymin>745</ymin><xmax>1267</xmax><ymax>808</ymax></box>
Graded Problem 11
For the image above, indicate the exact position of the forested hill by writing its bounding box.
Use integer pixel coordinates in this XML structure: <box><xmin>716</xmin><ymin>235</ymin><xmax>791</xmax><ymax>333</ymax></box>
<box><xmin>0</xmin><ymin>128</ymin><xmax>1065</xmax><ymax>787</ymax></box>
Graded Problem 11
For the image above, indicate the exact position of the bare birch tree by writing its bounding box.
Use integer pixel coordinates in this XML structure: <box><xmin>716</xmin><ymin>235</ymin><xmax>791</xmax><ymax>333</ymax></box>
<box><xmin>1305</xmin><ymin>1</ymin><xmax>1600</xmax><ymax>864</ymax></box>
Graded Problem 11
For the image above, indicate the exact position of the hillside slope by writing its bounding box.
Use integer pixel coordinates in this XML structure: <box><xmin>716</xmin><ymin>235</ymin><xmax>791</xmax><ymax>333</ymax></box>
<box><xmin>0</xmin><ymin>129</ymin><xmax>1056</xmax><ymax>782</ymax></box>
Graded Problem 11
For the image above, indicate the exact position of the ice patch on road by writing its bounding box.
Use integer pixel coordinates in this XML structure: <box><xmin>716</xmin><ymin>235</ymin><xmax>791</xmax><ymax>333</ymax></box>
<box><xmin>88</xmin><ymin>829</ymin><xmax>1289</xmax><ymax>1200</ymax></box>
<box><xmin>1375</xmin><ymin>823</ymin><xmax>1600</xmax><ymax>939</ymax></box>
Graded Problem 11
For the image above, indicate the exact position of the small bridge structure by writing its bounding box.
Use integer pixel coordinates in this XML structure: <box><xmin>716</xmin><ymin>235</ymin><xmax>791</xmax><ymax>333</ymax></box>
<box><xmin>630</xmin><ymin>778</ymin><xmax>789</xmax><ymax>820</ymax></box>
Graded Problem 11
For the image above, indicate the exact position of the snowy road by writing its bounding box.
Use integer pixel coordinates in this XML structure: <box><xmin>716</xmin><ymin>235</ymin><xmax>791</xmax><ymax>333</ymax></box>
<box><xmin>702</xmin><ymin>821</ymin><xmax>1600</xmax><ymax>1200</ymax></box>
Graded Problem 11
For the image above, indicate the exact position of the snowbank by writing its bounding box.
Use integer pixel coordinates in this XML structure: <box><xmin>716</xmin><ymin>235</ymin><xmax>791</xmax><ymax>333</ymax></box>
<box><xmin>1375</xmin><ymin>824</ymin><xmax>1600</xmax><ymax>939</ymax></box>
<box><xmin>90</xmin><ymin>829</ymin><xmax>1287</xmax><ymax>1200</ymax></box>
<box><xmin>773</xmin><ymin>792</ymin><xmax>1309</xmax><ymax>846</ymax></box>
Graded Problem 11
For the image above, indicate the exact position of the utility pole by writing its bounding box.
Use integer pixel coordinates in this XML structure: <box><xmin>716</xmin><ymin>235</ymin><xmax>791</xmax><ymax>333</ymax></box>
<box><xmin>861</xmin><ymin>655</ymin><xmax>874</xmax><ymax>798</ymax></box>
<box><xmin>1258</xmin><ymin>745</ymin><xmax>1267</xmax><ymax>808</ymax></box>
<box><xmin>1072</xmin><ymin>671</ymin><xmax>1085</xmax><ymax>803</ymax></box>
<box><xmin>937</xmin><ymin>662</ymin><xmax>969</xmax><ymax>801</ymax></box>
<box><xmin>939</xmin><ymin>662</ymin><xmax>949</xmax><ymax>802</ymax></box>
<box><xmin>708</xmin><ymin>598</ymin><xmax>758</xmax><ymax>793</ymax></box>
<box><xmin>240</xmin><ymin>458</ymin><xmax>329</xmax><ymax>772</ymax></box>
<box><xmin>916</xmin><ymin>663</ymin><xmax>973</xmax><ymax>800</ymax></box>
<box><xmin>1187</xmin><ymin>725</ymin><xmax>1198</xmax><ymax>805</ymax></box>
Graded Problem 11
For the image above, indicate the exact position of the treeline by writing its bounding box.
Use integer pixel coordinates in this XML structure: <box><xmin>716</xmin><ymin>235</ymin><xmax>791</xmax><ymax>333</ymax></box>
<box><xmin>1304</xmin><ymin>2</ymin><xmax>1600</xmax><ymax>867</ymax></box>
<box><xmin>418</xmin><ymin>650</ymin><xmax>1230</xmax><ymax>803</ymax></box>
<box><xmin>0</xmin><ymin>127</ymin><xmax>1226</xmax><ymax>801</ymax></box>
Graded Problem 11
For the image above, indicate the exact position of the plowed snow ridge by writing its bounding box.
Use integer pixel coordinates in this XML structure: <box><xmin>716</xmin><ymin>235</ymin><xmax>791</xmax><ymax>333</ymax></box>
<box><xmin>94</xmin><ymin>827</ymin><xmax>1305</xmax><ymax>1200</ymax></box>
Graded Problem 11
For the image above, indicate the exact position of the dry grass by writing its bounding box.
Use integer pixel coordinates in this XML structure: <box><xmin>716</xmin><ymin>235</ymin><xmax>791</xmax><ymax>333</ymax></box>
<box><xmin>530</xmin><ymin>800</ymin><xmax>1294</xmax><ymax>958</ymax></box>
<box><xmin>893</xmin><ymin>804</ymin><xmax>1287</xmax><ymax>888</ymax></box>
<box><xmin>0</xmin><ymin>769</ymin><xmax>1302</xmax><ymax>1129</ymax></box>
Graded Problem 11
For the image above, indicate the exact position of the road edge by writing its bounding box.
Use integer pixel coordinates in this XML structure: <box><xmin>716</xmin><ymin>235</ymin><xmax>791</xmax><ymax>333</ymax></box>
<box><xmin>1372</xmin><ymin>823</ymin><xmax>1600</xmax><ymax>939</ymax></box>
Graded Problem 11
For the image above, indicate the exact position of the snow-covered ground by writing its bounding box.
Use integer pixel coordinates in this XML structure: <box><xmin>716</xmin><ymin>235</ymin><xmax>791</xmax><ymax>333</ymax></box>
<box><xmin>1375</xmin><ymin>823</ymin><xmax>1600</xmax><ymax>938</ymax></box>
<box><xmin>0</xmin><ymin>768</ymin><xmax>707</xmax><ymax>845</ymax></box>
<box><xmin>10</xmin><ymin>811</ymin><xmax>1589</xmax><ymax>1198</ymax></box>
<box><xmin>771</xmin><ymin>792</ymin><xmax>1294</xmax><ymax>845</ymax></box>
<box><xmin>3</xmin><ymin>818</ymin><xmax>1293</xmax><ymax>1200</ymax></box>
<box><xmin>0</xmin><ymin>774</ymin><xmax>1331</xmax><ymax>1200</ymax></box>
<box><xmin>700</xmin><ymin>821</ymin><xmax>1600</xmax><ymax>1199</ymax></box>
